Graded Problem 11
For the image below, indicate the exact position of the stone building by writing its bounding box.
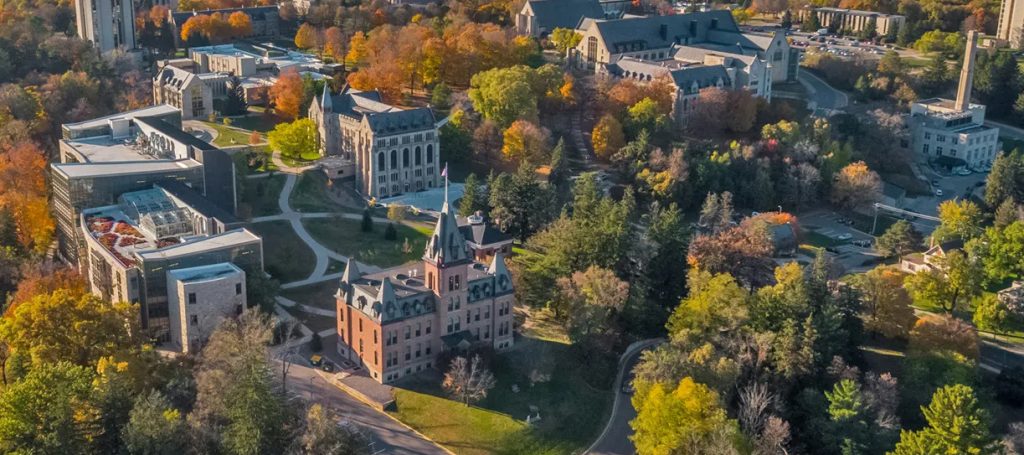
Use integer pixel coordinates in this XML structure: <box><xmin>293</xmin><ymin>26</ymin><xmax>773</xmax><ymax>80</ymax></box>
<box><xmin>998</xmin><ymin>0</ymin><xmax>1024</xmax><ymax>47</ymax></box>
<box><xmin>571</xmin><ymin>10</ymin><xmax>798</xmax><ymax>84</ymax></box>
<box><xmin>909</xmin><ymin>32</ymin><xmax>1000</xmax><ymax>171</ymax></box>
<box><xmin>309</xmin><ymin>85</ymin><xmax>441</xmax><ymax>198</ymax></box>
<box><xmin>167</xmin><ymin>263</ymin><xmax>246</xmax><ymax>353</ymax></box>
<box><xmin>800</xmin><ymin>7</ymin><xmax>905</xmax><ymax>36</ymax></box>
<box><xmin>152</xmin><ymin>63</ymin><xmax>217</xmax><ymax>120</ymax></box>
<box><xmin>515</xmin><ymin>0</ymin><xmax>625</xmax><ymax>37</ymax></box>
<box><xmin>335</xmin><ymin>195</ymin><xmax>515</xmax><ymax>384</ymax></box>
<box><xmin>74</xmin><ymin>0</ymin><xmax>135</xmax><ymax>53</ymax></box>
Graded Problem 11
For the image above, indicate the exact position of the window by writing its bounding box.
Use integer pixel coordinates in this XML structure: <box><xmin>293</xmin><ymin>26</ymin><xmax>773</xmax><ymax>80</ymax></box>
<box><xmin>449</xmin><ymin>276</ymin><xmax>454</xmax><ymax>291</ymax></box>
<box><xmin>190</xmin><ymin>315</ymin><xmax>198</xmax><ymax>326</ymax></box>
<box><xmin>235</xmin><ymin>283</ymin><xmax>242</xmax><ymax>295</ymax></box>
<box><xmin>378</xmin><ymin>152</ymin><xmax>386</xmax><ymax>171</ymax></box>
<box><xmin>425</xmin><ymin>343</ymin><xmax>432</xmax><ymax>355</ymax></box>
<box><xmin>455</xmin><ymin>275</ymin><xmax>461</xmax><ymax>290</ymax></box>
<box><xmin>416</xmin><ymin>323</ymin><xmax>421</xmax><ymax>337</ymax></box>
<box><xmin>475</xmin><ymin>309</ymin><xmax>480</xmax><ymax>322</ymax></box>
<box><xmin>405</xmin><ymin>325</ymin><xmax>411</xmax><ymax>340</ymax></box>
<box><xmin>390</xmin><ymin>150</ymin><xmax>398</xmax><ymax>169</ymax></box>
<box><xmin>358</xmin><ymin>319</ymin><xmax>363</xmax><ymax>331</ymax></box>
<box><xmin>447</xmin><ymin>316</ymin><xmax>453</xmax><ymax>333</ymax></box>
<box><xmin>586</xmin><ymin>36</ymin><xmax>598</xmax><ymax>62</ymax></box>
<box><xmin>374</xmin><ymin>352</ymin><xmax>378</xmax><ymax>365</ymax></box>
<box><xmin>415</xmin><ymin>343</ymin><xmax>421</xmax><ymax>358</ymax></box>
<box><xmin>924</xmin><ymin>132</ymin><xmax>931</xmax><ymax>140</ymax></box>
<box><xmin>415</xmin><ymin>146</ymin><xmax>422</xmax><ymax>165</ymax></box>
<box><xmin>923</xmin><ymin>144</ymin><xmax>929</xmax><ymax>154</ymax></box>
<box><xmin>427</xmin><ymin>144</ymin><xmax>434</xmax><ymax>163</ymax></box>
<box><xmin>937</xmin><ymin>135</ymin><xmax>946</xmax><ymax>143</ymax></box>
<box><xmin>405</xmin><ymin>346</ymin><xmax>411</xmax><ymax>361</ymax></box>
<box><xmin>403</xmin><ymin>148</ymin><xmax>410</xmax><ymax>167</ymax></box>
<box><xmin>373</xmin><ymin>330</ymin><xmax>378</xmax><ymax>344</ymax></box>
<box><xmin>426</xmin><ymin>321</ymin><xmax>431</xmax><ymax>334</ymax></box>
<box><xmin>465</xmin><ymin>310</ymin><xmax>470</xmax><ymax>325</ymax></box>
<box><xmin>188</xmin><ymin>292</ymin><xmax>197</xmax><ymax>304</ymax></box>
<box><xmin>484</xmin><ymin>307</ymin><xmax>490</xmax><ymax>319</ymax></box>
<box><xmin>484</xmin><ymin>325</ymin><xmax>490</xmax><ymax>339</ymax></box>
<box><xmin>339</xmin><ymin>310</ymin><xmax>344</xmax><ymax>322</ymax></box>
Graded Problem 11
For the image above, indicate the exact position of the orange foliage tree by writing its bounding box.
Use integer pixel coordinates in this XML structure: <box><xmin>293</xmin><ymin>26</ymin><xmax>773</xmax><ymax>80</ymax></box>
<box><xmin>227</xmin><ymin>11</ymin><xmax>252</xmax><ymax>38</ymax></box>
<box><xmin>0</xmin><ymin>141</ymin><xmax>54</xmax><ymax>253</ymax></box>
<box><xmin>8</xmin><ymin>265</ymin><xmax>87</xmax><ymax>311</ymax></box>
<box><xmin>323</xmin><ymin>26</ymin><xmax>346</xmax><ymax>64</ymax></box>
<box><xmin>908</xmin><ymin>313</ymin><xmax>980</xmax><ymax>359</ymax></box>
<box><xmin>294</xmin><ymin>23</ymin><xmax>321</xmax><ymax>51</ymax></box>
<box><xmin>270</xmin><ymin>69</ymin><xmax>304</xmax><ymax>120</ymax></box>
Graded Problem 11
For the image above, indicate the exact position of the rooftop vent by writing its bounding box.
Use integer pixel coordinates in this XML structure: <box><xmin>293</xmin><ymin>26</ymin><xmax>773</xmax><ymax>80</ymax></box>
<box><xmin>468</xmin><ymin>211</ymin><xmax>485</xmax><ymax>225</ymax></box>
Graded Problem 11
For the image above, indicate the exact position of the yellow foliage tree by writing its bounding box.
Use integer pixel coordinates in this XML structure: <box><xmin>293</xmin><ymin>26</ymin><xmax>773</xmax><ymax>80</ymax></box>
<box><xmin>227</xmin><ymin>11</ymin><xmax>252</xmax><ymax>38</ymax></box>
<box><xmin>631</xmin><ymin>377</ymin><xmax>740</xmax><ymax>455</ymax></box>
<box><xmin>592</xmin><ymin>114</ymin><xmax>625</xmax><ymax>160</ymax></box>
<box><xmin>294</xmin><ymin>23</ymin><xmax>320</xmax><ymax>51</ymax></box>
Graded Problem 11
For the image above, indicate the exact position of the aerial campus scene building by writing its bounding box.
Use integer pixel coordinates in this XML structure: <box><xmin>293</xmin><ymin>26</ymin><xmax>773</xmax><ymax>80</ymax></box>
<box><xmin>2</xmin><ymin>0</ymin><xmax>1024</xmax><ymax>452</ymax></box>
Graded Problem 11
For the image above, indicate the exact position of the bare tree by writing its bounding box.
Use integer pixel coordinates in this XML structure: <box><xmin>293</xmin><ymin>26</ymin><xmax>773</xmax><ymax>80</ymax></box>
<box><xmin>756</xmin><ymin>417</ymin><xmax>791</xmax><ymax>455</ymax></box>
<box><xmin>864</xmin><ymin>372</ymin><xmax>900</xmax><ymax>430</ymax></box>
<box><xmin>738</xmin><ymin>382</ymin><xmax>773</xmax><ymax>435</ymax></box>
<box><xmin>442</xmin><ymin>355</ymin><xmax>496</xmax><ymax>406</ymax></box>
<box><xmin>1005</xmin><ymin>422</ymin><xmax>1024</xmax><ymax>455</ymax></box>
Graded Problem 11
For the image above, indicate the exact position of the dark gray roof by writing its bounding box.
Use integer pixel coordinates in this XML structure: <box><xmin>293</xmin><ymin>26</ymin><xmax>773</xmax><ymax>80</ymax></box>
<box><xmin>588</xmin><ymin>10</ymin><xmax>739</xmax><ymax>51</ymax></box>
<box><xmin>669</xmin><ymin>65</ymin><xmax>729</xmax><ymax>89</ymax></box>
<box><xmin>458</xmin><ymin>221</ymin><xmax>513</xmax><ymax>247</ymax></box>
<box><xmin>135</xmin><ymin>116</ymin><xmax>218</xmax><ymax>152</ymax></box>
<box><xmin>526</xmin><ymin>0</ymin><xmax>607</xmax><ymax>31</ymax></box>
<box><xmin>318</xmin><ymin>87</ymin><xmax>436</xmax><ymax>135</ymax></box>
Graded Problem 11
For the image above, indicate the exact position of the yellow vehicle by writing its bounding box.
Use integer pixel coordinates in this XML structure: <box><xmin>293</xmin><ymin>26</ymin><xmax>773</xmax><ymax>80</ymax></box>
<box><xmin>309</xmin><ymin>354</ymin><xmax>323</xmax><ymax>367</ymax></box>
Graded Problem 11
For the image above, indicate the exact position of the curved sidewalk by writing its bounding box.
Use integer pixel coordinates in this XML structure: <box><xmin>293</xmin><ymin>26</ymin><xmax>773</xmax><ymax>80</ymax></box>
<box><xmin>586</xmin><ymin>339</ymin><xmax>663</xmax><ymax>455</ymax></box>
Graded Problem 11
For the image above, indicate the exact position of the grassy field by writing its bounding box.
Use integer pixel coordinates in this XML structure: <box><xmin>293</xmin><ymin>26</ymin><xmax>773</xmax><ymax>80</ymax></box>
<box><xmin>239</xmin><ymin>174</ymin><xmax>286</xmax><ymax>217</ymax></box>
<box><xmin>390</xmin><ymin>338</ymin><xmax>613</xmax><ymax>455</ymax></box>
<box><xmin>303</xmin><ymin>217</ymin><xmax>429</xmax><ymax>268</ymax></box>
<box><xmin>247</xmin><ymin>221</ymin><xmax>315</xmax><ymax>283</ymax></box>
<box><xmin>290</xmin><ymin>172</ymin><xmax>341</xmax><ymax>212</ymax></box>
<box><xmin>280</xmin><ymin>281</ymin><xmax>338</xmax><ymax>310</ymax></box>
<box><xmin>202</xmin><ymin>121</ymin><xmax>257</xmax><ymax>147</ymax></box>
<box><xmin>231</xmin><ymin>112</ymin><xmax>281</xmax><ymax>133</ymax></box>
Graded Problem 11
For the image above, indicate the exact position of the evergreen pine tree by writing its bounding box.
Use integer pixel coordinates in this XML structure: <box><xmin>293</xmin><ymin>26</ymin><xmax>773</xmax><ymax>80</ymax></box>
<box><xmin>384</xmin><ymin>222</ymin><xmax>397</xmax><ymax>240</ymax></box>
<box><xmin>459</xmin><ymin>173</ymin><xmax>480</xmax><ymax>217</ymax></box>
<box><xmin>361</xmin><ymin>208</ymin><xmax>373</xmax><ymax>232</ymax></box>
<box><xmin>222</xmin><ymin>75</ymin><xmax>248</xmax><ymax>116</ymax></box>
<box><xmin>549</xmin><ymin>138</ymin><xmax>568</xmax><ymax>186</ymax></box>
<box><xmin>0</xmin><ymin>206</ymin><xmax>19</xmax><ymax>253</ymax></box>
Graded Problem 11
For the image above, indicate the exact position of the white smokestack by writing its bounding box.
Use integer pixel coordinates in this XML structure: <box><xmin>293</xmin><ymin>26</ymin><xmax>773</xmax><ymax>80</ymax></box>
<box><xmin>955</xmin><ymin>31</ymin><xmax>979</xmax><ymax>112</ymax></box>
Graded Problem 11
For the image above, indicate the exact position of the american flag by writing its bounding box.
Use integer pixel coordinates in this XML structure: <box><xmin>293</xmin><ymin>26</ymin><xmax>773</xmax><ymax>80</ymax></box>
<box><xmin>441</xmin><ymin>163</ymin><xmax>448</xmax><ymax>178</ymax></box>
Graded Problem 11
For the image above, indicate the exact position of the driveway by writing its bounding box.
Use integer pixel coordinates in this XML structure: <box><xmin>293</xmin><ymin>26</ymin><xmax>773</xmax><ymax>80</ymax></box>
<box><xmin>280</xmin><ymin>355</ymin><xmax>446</xmax><ymax>455</ymax></box>
<box><xmin>798</xmin><ymin>70</ymin><xmax>848</xmax><ymax>111</ymax></box>
<box><xmin>587</xmin><ymin>340</ymin><xmax>662</xmax><ymax>455</ymax></box>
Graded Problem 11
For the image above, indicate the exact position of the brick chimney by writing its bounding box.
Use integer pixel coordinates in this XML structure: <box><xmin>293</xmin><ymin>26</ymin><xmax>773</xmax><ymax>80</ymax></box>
<box><xmin>955</xmin><ymin>30</ymin><xmax>979</xmax><ymax>112</ymax></box>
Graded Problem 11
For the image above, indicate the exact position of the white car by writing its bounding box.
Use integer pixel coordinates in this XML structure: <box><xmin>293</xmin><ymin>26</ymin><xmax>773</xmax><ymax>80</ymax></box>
<box><xmin>835</xmin><ymin>233</ymin><xmax>853</xmax><ymax>241</ymax></box>
<box><xmin>956</xmin><ymin>168</ymin><xmax>972</xmax><ymax>176</ymax></box>
<box><xmin>935</xmin><ymin>189</ymin><xmax>944</xmax><ymax>197</ymax></box>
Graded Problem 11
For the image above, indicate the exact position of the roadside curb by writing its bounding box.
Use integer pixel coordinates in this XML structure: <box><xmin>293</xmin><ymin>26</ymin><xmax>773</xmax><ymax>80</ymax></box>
<box><xmin>584</xmin><ymin>338</ymin><xmax>664</xmax><ymax>454</ymax></box>
<box><xmin>314</xmin><ymin>368</ymin><xmax>455</xmax><ymax>455</ymax></box>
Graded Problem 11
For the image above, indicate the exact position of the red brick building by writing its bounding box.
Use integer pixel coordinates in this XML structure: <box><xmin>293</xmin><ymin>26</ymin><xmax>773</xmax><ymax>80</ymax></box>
<box><xmin>335</xmin><ymin>200</ymin><xmax>515</xmax><ymax>383</ymax></box>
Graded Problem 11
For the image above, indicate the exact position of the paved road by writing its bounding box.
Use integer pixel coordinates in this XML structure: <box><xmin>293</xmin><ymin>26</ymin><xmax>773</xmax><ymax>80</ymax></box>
<box><xmin>587</xmin><ymin>341</ymin><xmax>662</xmax><ymax>455</ymax></box>
<box><xmin>798</xmin><ymin>70</ymin><xmax>848</xmax><ymax>111</ymax></box>
<box><xmin>281</xmin><ymin>357</ymin><xmax>446</xmax><ymax>455</ymax></box>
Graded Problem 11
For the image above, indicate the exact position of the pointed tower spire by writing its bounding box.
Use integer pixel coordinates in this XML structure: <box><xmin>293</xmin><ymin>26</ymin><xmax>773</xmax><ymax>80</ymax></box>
<box><xmin>320</xmin><ymin>84</ymin><xmax>332</xmax><ymax>112</ymax></box>
<box><xmin>341</xmin><ymin>258</ymin><xmax>361</xmax><ymax>286</ymax></box>
<box><xmin>488</xmin><ymin>251</ymin><xmax>512</xmax><ymax>293</ymax></box>
<box><xmin>424</xmin><ymin>177</ymin><xmax>468</xmax><ymax>266</ymax></box>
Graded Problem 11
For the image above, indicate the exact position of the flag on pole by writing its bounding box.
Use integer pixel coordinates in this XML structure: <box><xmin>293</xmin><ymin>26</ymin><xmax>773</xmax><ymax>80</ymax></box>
<box><xmin>441</xmin><ymin>163</ymin><xmax>448</xmax><ymax>178</ymax></box>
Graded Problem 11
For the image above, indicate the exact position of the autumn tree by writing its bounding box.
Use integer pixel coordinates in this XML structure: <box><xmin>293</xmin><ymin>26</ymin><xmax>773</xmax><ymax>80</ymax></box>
<box><xmin>226</xmin><ymin>11</ymin><xmax>251</xmax><ymax>38</ymax></box>
<box><xmin>0</xmin><ymin>290</ymin><xmax>139</xmax><ymax>368</ymax></box>
<box><xmin>687</xmin><ymin>224</ymin><xmax>775</xmax><ymax>288</ymax></box>
<box><xmin>121</xmin><ymin>391</ymin><xmax>187</xmax><ymax>455</ymax></box>
<box><xmin>934</xmin><ymin>199</ymin><xmax>984</xmax><ymax>243</ymax></box>
<box><xmin>852</xmin><ymin>266</ymin><xmax>916</xmax><ymax>339</ymax></box>
<box><xmin>549</xmin><ymin>27</ymin><xmax>582</xmax><ymax>55</ymax></box>
<box><xmin>688</xmin><ymin>88</ymin><xmax>758</xmax><ymax>135</ymax></box>
<box><xmin>501</xmin><ymin>120</ymin><xmax>551</xmax><ymax>164</ymax></box>
<box><xmin>631</xmin><ymin>377</ymin><xmax>741</xmax><ymax>455</ymax></box>
<box><xmin>592</xmin><ymin>114</ymin><xmax>626</xmax><ymax>160</ymax></box>
<box><xmin>666</xmin><ymin>269</ymin><xmax>749</xmax><ymax>341</ymax></box>
<box><xmin>831</xmin><ymin>161</ymin><xmax>881</xmax><ymax>211</ymax></box>
<box><xmin>294</xmin><ymin>23</ymin><xmax>321</xmax><ymax>52</ymax></box>
<box><xmin>295</xmin><ymin>404</ymin><xmax>369</xmax><ymax>454</ymax></box>
<box><xmin>442</xmin><ymin>355</ymin><xmax>496</xmax><ymax>406</ymax></box>
<box><xmin>891</xmin><ymin>385</ymin><xmax>1000</xmax><ymax>455</ymax></box>
<box><xmin>346</xmin><ymin>31</ymin><xmax>368</xmax><ymax>65</ymax></box>
<box><xmin>9</xmin><ymin>264</ymin><xmax>86</xmax><ymax>309</ymax></box>
<box><xmin>322</xmin><ymin>26</ymin><xmax>346</xmax><ymax>64</ymax></box>
<box><xmin>908</xmin><ymin>313</ymin><xmax>980</xmax><ymax>359</ymax></box>
<box><xmin>269</xmin><ymin>69</ymin><xmax>303</xmax><ymax>120</ymax></box>
<box><xmin>267</xmin><ymin>118</ymin><xmax>318</xmax><ymax>161</ymax></box>
<box><xmin>0</xmin><ymin>141</ymin><xmax>54</xmax><ymax>252</ymax></box>
<box><xmin>0</xmin><ymin>361</ymin><xmax>96</xmax><ymax>453</ymax></box>
<box><xmin>905</xmin><ymin>250</ymin><xmax>982</xmax><ymax>314</ymax></box>
<box><xmin>555</xmin><ymin>266</ymin><xmax>629</xmax><ymax>343</ymax></box>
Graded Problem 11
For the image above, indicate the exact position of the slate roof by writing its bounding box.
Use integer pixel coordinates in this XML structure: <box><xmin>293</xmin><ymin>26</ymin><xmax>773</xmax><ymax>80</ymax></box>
<box><xmin>583</xmin><ymin>10</ymin><xmax>738</xmax><ymax>50</ymax></box>
<box><xmin>669</xmin><ymin>65</ymin><xmax>730</xmax><ymax>89</ymax></box>
<box><xmin>458</xmin><ymin>220</ymin><xmax>514</xmax><ymax>247</ymax></box>
<box><xmin>317</xmin><ymin>87</ymin><xmax>436</xmax><ymax>136</ymax></box>
<box><xmin>525</xmin><ymin>0</ymin><xmax>607</xmax><ymax>31</ymax></box>
<box><xmin>154</xmin><ymin>65</ymin><xmax>198</xmax><ymax>91</ymax></box>
<box><xmin>135</xmin><ymin>116</ymin><xmax>218</xmax><ymax>152</ymax></box>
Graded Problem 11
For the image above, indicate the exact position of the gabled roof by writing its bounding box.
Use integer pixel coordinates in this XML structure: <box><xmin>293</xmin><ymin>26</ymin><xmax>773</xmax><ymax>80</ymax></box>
<box><xmin>525</xmin><ymin>0</ymin><xmax>607</xmax><ymax>31</ymax></box>
<box><xmin>585</xmin><ymin>10</ymin><xmax>739</xmax><ymax>51</ymax></box>
<box><xmin>669</xmin><ymin>65</ymin><xmax>730</xmax><ymax>89</ymax></box>
<box><xmin>315</xmin><ymin>87</ymin><xmax>436</xmax><ymax>135</ymax></box>
<box><xmin>154</xmin><ymin>65</ymin><xmax>199</xmax><ymax>91</ymax></box>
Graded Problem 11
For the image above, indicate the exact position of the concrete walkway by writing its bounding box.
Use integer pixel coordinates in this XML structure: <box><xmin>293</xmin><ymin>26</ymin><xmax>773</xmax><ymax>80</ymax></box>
<box><xmin>273</xmin><ymin>174</ymin><xmax>350</xmax><ymax>283</ymax></box>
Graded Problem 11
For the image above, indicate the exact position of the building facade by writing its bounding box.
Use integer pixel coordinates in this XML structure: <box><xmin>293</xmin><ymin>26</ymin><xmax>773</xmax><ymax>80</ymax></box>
<box><xmin>74</xmin><ymin>0</ymin><xmax>136</xmax><ymax>53</ymax></box>
<box><xmin>571</xmin><ymin>10</ymin><xmax>797</xmax><ymax>84</ymax></box>
<box><xmin>167</xmin><ymin>263</ymin><xmax>247</xmax><ymax>353</ymax></box>
<box><xmin>998</xmin><ymin>0</ymin><xmax>1024</xmax><ymax>47</ymax></box>
<box><xmin>335</xmin><ymin>199</ymin><xmax>515</xmax><ymax>384</ymax></box>
<box><xmin>309</xmin><ymin>86</ymin><xmax>441</xmax><ymax>198</ymax></box>
<box><xmin>908</xmin><ymin>31</ymin><xmax>1000</xmax><ymax>171</ymax></box>
<box><xmin>153</xmin><ymin>64</ymin><xmax>215</xmax><ymax>120</ymax></box>
<box><xmin>801</xmin><ymin>7</ymin><xmax>905</xmax><ymax>37</ymax></box>
<box><xmin>515</xmin><ymin>0</ymin><xmax>623</xmax><ymax>37</ymax></box>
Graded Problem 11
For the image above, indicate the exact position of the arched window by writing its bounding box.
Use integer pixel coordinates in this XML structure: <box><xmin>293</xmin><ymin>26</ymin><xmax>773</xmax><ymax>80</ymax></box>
<box><xmin>426</xmin><ymin>144</ymin><xmax>433</xmax><ymax>163</ymax></box>
<box><xmin>377</xmin><ymin>152</ymin><xmax>385</xmax><ymax>171</ymax></box>
<box><xmin>415</xmin><ymin>146</ymin><xmax>422</xmax><ymax>165</ymax></box>
<box><xmin>403</xmin><ymin>148</ymin><xmax>410</xmax><ymax>167</ymax></box>
<box><xmin>390</xmin><ymin>150</ymin><xmax>397</xmax><ymax>169</ymax></box>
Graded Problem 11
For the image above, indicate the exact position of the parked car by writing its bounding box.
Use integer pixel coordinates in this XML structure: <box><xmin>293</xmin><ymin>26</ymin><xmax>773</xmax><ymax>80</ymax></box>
<box><xmin>853</xmin><ymin>239</ymin><xmax>872</xmax><ymax>247</ymax></box>
<box><xmin>825</xmin><ymin>246</ymin><xmax>841</xmax><ymax>254</ymax></box>
<box><xmin>309</xmin><ymin>354</ymin><xmax>323</xmax><ymax>367</ymax></box>
<box><xmin>835</xmin><ymin>233</ymin><xmax>853</xmax><ymax>241</ymax></box>
<box><xmin>956</xmin><ymin>168</ymin><xmax>972</xmax><ymax>176</ymax></box>
<box><xmin>321</xmin><ymin>361</ymin><xmax>334</xmax><ymax>372</ymax></box>
<box><xmin>931</xmin><ymin>179</ymin><xmax>939</xmax><ymax>186</ymax></box>
<box><xmin>935</xmin><ymin>189</ymin><xmax>944</xmax><ymax>197</ymax></box>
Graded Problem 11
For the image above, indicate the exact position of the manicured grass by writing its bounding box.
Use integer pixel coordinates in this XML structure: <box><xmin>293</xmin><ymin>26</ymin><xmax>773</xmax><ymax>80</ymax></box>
<box><xmin>280</xmin><ymin>281</ymin><xmax>338</xmax><ymax>310</ymax></box>
<box><xmin>202</xmin><ymin>121</ymin><xmax>257</xmax><ymax>147</ymax></box>
<box><xmin>289</xmin><ymin>171</ymin><xmax>354</xmax><ymax>213</ymax></box>
<box><xmin>293</xmin><ymin>310</ymin><xmax>336</xmax><ymax>334</ymax></box>
<box><xmin>303</xmin><ymin>217</ymin><xmax>429</xmax><ymax>268</ymax></box>
<box><xmin>234</xmin><ymin>145</ymin><xmax>278</xmax><ymax>173</ymax></box>
<box><xmin>390</xmin><ymin>338</ymin><xmax>614</xmax><ymax>455</ymax></box>
<box><xmin>240</xmin><ymin>174</ymin><xmax>286</xmax><ymax>217</ymax></box>
<box><xmin>804</xmin><ymin>231</ymin><xmax>839</xmax><ymax>248</ymax></box>
<box><xmin>247</xmin><ymin>221</ymin><xmax>315</xmax><ymax>283</ymax></box>
<box><xmin>231</xmin><ymin>112</ymin><xmax>282</xmax><ymax>133</ymax></box>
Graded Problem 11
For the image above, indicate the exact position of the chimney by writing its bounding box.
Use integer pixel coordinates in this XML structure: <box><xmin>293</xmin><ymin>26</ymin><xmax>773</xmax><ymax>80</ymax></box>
<box><xmin>955</xmin><ymin>30</ymin><xmax>979</xmax><ymax>112</ymax></box>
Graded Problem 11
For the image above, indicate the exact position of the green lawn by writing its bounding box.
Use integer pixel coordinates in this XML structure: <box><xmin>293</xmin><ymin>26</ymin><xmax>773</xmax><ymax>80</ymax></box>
<box><xmin>303</xmin><ymin>217</ymin><xmax>429</xmax><ymax>268</ymax></box>
<box><xmin>804</xmin><ymin>231</ymin><xmax>839</xmax><ymax>248</ymax></box>
<box><xmin>280</xmin><ymin>281</ymin><xmax>338</xmax><ymax>310</ymax></box>
<box><xmin>289</xmin><ymin>172</ymin><xmax>349</xmax><ymax>213</ymax></box>
<box><xmin>239</xmin><ymin>174</ymin><xmax>286</xmax><ymax>217</ymax></box>
<box><xmin>247</xmin><ymin>221</ymin><xmax>315</xmax><ymax>283</ymax></box>
<box><xmin>390</xmin><ymin>338</ymin><xmax>614</xmax><ymax>455</ymax></box>
<box><xmin>201</xmin><ymin>121</ymin><xmax>257</xmax><ymax>147</ymax></box>
<box><xmin>231</xmin><ymin>112</ymin><xmax>283</xmax><ymax>133</ymax></box>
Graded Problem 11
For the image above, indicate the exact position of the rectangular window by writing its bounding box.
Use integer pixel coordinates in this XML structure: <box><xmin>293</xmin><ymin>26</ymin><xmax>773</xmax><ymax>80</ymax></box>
<box><xmin>405</xmin><ymin>346</ymin><xmax>411</xmax><ymax>361</ymax></box>
<box><xmin>235</xmin><ymin>283</ymin><xmax>242</xmax><ymax>295</ymax></box>
<box><xmin>358</xmin><ymin>319</ymin><xmax>363</xmax><ymax>331</ymax></box>
<box><xmin>188</xmin><ymin>293</ymin><xmax>197</xmax><ymax>304</ymax></box>
<box><xmin>190</xmin><ymin>315</ymin><xmax>198</xmax><ymax>326</ymax></box>
<box><xmin>475</xmin><ymin>309</ymin><xmax>480</xmax><ymax>321</ymax></box>
<box><xmin>416</xmin><ymin>323</ymin><xmax>421</xmax><ymax>337</ymax></box>
<box><xmin>405</xmin><ymin>326</ymin><xmax>411</xmax><ymax>340</ymax></box>
<box><xmin>374</xmin><ymin>330</ymin><xmax>378</xmax><ymax>344</ymax></box>
<box><xmin>426</xmin><ymin>321</ymin><xmax>431</xmax><ymax>334</ymax></box>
